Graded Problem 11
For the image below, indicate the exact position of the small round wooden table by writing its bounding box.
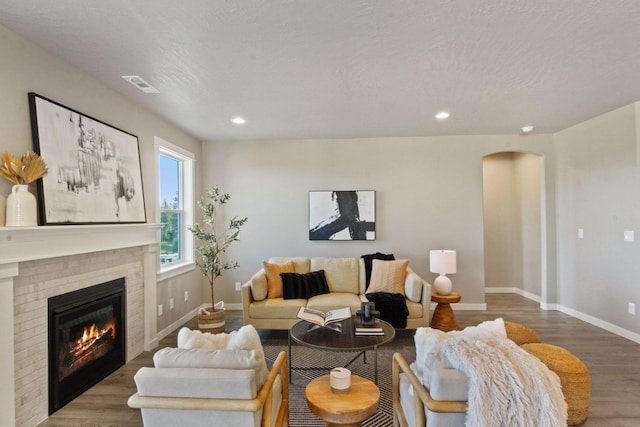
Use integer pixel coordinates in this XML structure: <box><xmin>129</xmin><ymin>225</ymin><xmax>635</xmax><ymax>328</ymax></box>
<box><xmin>430</xmin><ymin>291</ymin><xmax>461</xmax><ymax>331</ymax></box>
<box><xmin>305</xmin><ymin>374</ymin><xmax>379</xmax><ymax>426</ymax></box>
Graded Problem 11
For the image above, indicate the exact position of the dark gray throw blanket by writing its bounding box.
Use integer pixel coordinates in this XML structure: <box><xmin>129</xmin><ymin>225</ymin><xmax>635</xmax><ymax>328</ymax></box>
<box><xmin>365</xmin><ymin>292</ymin><xmax>408</xmax><ymax>328</ymax></box>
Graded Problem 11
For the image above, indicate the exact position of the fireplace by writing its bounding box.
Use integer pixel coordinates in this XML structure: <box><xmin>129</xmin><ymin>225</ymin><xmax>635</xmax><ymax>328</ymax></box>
<box><xmin>48</xmin><ymin>278</ymin><xmax>126</xmax><ymax>414</ymax></box>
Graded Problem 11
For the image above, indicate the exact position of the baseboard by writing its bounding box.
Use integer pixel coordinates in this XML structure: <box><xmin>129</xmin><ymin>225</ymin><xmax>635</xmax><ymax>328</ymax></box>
<box><xmin>485</xmin><ymin>287</ymin><xmax>541</xmax><ymax>302</ymax></box>
<box><xmin>486</xmin><ymin>287</ymin><xmax>640</xmax><ymax>344</ymax></box>
<box><xmin>224</xmin><ymin>302</ymin><xmax>242</xmax><ymax>310</ymax></box>
<box><xmin>557</xmin><ymin>304</ymin><xmax>640</xmax><ymax>344</ymax></box>
<box><xmin>154</xmin><ymin>303</ymin><xmax>243</xmax><ymax>346</ymax></box>
<box><xmin>156</xmin><ymin>306</ymin><xmax>201</xmax><ymax>343</ymax></box>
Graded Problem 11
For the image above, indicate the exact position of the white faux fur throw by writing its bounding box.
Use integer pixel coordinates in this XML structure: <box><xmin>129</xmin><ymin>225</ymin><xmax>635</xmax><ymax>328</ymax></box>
<box><xmin>434</xmin><ymin>336</ymin><xmax>567</xmax><ymax>427</ymax></box>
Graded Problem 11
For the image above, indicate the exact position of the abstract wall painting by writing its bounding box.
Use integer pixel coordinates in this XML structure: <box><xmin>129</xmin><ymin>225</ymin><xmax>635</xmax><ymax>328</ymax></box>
<box><xmin>309</xmin><ymin>190</ymin><xmax>375</xmax><ymax>240</ymax></box>
<box><xmin>28</xmin><ymin>93</ymin><xmax>146</xmax><ymax>225</ymax></box>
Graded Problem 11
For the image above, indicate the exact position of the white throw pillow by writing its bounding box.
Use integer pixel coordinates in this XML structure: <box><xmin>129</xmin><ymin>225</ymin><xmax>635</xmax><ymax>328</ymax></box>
<box><xmin>250</xmin><ymin>270</ymin><xmax>268</xmax><ymax>301</ymax></box>
<box><xmin>404</xmin><ymin>270</ymin><xmax>423</xmax><ymax>302</ymax></box>
<box><xmin>177</xmin><ymin>325</ymin><xmax>268</xmax><ymax>386</ymax></box>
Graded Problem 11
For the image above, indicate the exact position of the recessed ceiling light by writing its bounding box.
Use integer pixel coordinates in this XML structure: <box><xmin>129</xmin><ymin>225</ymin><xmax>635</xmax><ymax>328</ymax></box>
<box><xmin>435</xmin><ymin>111</ymin><xmax>450</xmax><ymax>120</ymax></box>
<box><xmin>521</xmin><ymin>125</ymin><xmax>534</xmax><ymax>134</ymax></box>
<box><xmin>231</xmin><ymin>116</ymin><xmax>247</xmax><ymax>125</ymax></box>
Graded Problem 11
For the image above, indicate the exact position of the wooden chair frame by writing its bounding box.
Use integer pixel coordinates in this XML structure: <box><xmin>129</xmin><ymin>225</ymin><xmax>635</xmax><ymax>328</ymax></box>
<box><xmin>391</xmin><ymin>352</ymin><xmax>467</xmax><ymax>427</ymax></box>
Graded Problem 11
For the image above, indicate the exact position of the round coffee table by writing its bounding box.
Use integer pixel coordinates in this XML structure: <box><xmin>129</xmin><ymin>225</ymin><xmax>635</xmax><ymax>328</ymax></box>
<box><xmin>305</xmin><ymin>374</ymin><xmax>379</xmax><ymax>426</ymax></box>
<box><xmin>289</xmin><ymin>315</ymin><xmax>395</xmax><ymax>384</ymax></box>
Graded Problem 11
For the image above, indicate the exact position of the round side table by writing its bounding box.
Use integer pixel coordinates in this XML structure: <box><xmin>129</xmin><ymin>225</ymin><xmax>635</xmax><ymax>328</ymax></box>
<box><xmin>430</xmin><ymin>291</ymin><xmax>461</xmax><ymax>331</ymax></box>
<box><xmin>305</xmin><ymin>374</ymin><xmax>379</xmax><ymax>426</ymax></box>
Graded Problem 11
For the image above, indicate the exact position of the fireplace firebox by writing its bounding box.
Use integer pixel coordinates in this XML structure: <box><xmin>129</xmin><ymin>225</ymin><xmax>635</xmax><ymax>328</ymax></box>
<box><xmin>48</xmin><ymin>278</ymin><xmax>126</xmax><ymax>414</ymax></box>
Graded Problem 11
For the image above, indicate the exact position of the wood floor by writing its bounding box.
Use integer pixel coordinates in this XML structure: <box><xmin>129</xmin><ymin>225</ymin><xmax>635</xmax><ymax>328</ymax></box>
<box><xmin>36</xmin><ymin>294</ymin><xmax>640</xmax><ymax>427</ymax></box>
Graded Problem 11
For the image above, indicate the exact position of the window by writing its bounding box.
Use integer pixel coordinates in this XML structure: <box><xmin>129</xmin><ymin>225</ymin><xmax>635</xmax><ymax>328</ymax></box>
<box><xmin>156</xmin><ymin>137</ymin><xmax>194</xmax><ymax>275</ymax></box>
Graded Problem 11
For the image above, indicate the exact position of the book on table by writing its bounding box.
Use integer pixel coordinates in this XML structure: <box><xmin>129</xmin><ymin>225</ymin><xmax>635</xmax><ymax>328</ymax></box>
<box><xmin>354</xmin><ymin>317</ymin><xmax>384</xmax><ymax>335</ymax></box>
<box><xmin>296</xmin><ymin>306</ymin><xmax>352</xmax><ymax>327</ymax></box>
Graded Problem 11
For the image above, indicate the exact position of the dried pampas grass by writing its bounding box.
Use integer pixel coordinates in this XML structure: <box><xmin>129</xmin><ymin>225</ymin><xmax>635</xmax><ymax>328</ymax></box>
<box><xmin>0</xmin><ymin>151</ymin><xmax>48</xmax><ymax>185</ymax></box>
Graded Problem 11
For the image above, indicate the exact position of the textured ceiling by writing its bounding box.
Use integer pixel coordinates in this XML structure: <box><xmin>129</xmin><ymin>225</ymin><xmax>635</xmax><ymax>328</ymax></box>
<box><xmin>2</xmin><ymin>0</ymin><xmax>640</xmax><ymax>141</ymax></box>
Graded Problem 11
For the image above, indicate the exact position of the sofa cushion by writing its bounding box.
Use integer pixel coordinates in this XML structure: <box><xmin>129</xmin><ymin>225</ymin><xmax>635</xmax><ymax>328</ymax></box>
<box><xmin>281</xmin><ymin>270</ymin><xmax>330</xmax><ymax>299</ymax></box>
<box><xmin>250</xmin><ymin>270</ymin><xmax>268</xmax><ymax>301</ymax></box>
<box><xmin>310</xmin><ymin>257</ymin><xmax>360</xmax><ymax>294</ymax></box>
<box><xmin>263</xmin><ymin>260</ymin><xmax>295</xmax><ymax>298</ymax></box>
<box><xmin>404</xmin><ymin>268</ymin><xmax>423</xmax><ymax>303</ymax></box>
<box><xmin>249</xmin><ymin>297</ymin><xmax>306</xmax><ymax>319</ymax></box>
<box><xmin>134</xmin><ymin>366</ymin><xmax>258</xmax><ymax>400</ymax></box>
<box><xmin>306</xmin><ymin>292</ymin><xmax>363</xmax><ymax>313</ymax></box>
<box><xmin>177</xmin><ymin>325</ymin><xmax>268</xmax><ymax>387</ymax></box>
<box><xmin>406</xmin><ymin>299</ymin><xmax>424</xmax><ymax>319</ymax></box>
<box><xmin>153</xmin><ymin>347</ymin><xmax>261</xmax><ymax>370</ymax></box>
<box><xmin>268</xmin><ymin>257</ymin><xmax>310</xmax><ymax>274</ymax></box>
<box><xmin>366</xmin><ymin>259</ymin><xmax>409</xmax><ymax>295</ymax></box>
<box><xmin>360</xmin><ymin>252</ymin><xmax>395</xmax><ymax>290</ymax></box>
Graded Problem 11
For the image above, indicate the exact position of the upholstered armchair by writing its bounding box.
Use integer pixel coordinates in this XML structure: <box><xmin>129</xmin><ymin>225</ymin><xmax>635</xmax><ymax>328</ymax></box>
<box><xmin>129</xmin><ymin>325</ymin><xmax>289</xmax><ymax>427</ymax></box>
<box><xmin>391</xmin><ymin>319</ymin><xmax>569</xmax><ymax>427</ymax></box>
<box><xmin>129</xmin><ymin>349</ymin><xmax>288</xmax><ymax>427</ymax></box>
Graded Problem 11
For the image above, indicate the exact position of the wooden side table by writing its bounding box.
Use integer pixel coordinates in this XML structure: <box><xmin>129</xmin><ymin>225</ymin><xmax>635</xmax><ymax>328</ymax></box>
<box><xmin>430</xmin><ymin>291</ymin><xmax>461</xmax><ymax>331</ymax></box>
<box><xmin>305</xmin><ymin>374</ymin><xmax>379</xmax><ymax>426</ymax></box>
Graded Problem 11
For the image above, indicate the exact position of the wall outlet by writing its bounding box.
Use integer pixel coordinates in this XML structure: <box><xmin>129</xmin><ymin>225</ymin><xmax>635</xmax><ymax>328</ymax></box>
<box><xmin>184</xmin><ymin>290</ymin><xmax>189</xmax><ymax>301</ymax></box>
<box><xmin>578</xmin><ymin>228</ymin><xmax>584</xmax><ymax>239</ymax></box>
<box><xmin>624</xmin><ymin>230</ymin><xmax>635</xmax><ymax>242</ymax></box>
<box><xmin>170</xmin><ymin>298</ymin><xmax>175</xmax><ymax>309</ymax></box>
<box><xmin>629</xmin><ymin>303</ymin><xmax>635</xmax><ymax>315</ymax></box>
<box><xmin>235</xmin><ymin>282</ymin><xmax>241</xmax><ymax>291</ymax></box>
<box><xmin>158</xmin><ymin>304</ymin><xmax>163</xmax><ymax>316</ymax></box>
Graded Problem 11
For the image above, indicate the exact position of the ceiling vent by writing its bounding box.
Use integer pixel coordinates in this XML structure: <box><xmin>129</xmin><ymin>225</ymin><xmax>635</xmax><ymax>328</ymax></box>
<box><xmin>122</xmin><ymin>75</ymin><xmax>159</xmax><ymax>94</ymax></box>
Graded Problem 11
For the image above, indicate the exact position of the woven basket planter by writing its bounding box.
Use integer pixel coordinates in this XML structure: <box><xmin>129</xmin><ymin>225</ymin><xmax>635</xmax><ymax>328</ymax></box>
<box><xmin>197</xmin><ymin>307</ymin><xmax>226</xmax><ymax>334</ymax></box>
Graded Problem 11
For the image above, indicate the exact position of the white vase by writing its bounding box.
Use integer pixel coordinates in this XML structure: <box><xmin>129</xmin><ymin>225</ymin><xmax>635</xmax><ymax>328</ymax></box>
<box><xmin>0</xmin><ymin>194</ymin><xmax>5</xmax><ymax>226</ymax></box>
<box><xmin>5</xmin><ymin>185</ymin><xmax>38</xmax><ymax>227</ymax></box>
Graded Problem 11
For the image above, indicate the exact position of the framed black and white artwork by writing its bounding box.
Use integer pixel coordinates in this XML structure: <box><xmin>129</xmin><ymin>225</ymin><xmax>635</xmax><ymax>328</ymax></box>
<box><xmin>309</xmin><ymin>190</ymin><xmax>375</xmax><ymax>240</ymax></box>
<box><xmin>28</xmin><ymin>93</ymin><xmax>146</xmax><ymax>224</ymax></box>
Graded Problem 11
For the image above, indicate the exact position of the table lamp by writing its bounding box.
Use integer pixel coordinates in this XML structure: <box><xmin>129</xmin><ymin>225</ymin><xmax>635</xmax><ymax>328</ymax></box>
<box><xmin>430</xmin><ymin>250</ymin><xmax>457</xmax><ymax>295</ymax></box>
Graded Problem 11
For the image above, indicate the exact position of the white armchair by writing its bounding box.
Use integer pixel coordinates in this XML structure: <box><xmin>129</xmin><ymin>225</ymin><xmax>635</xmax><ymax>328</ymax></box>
<box><xmin>128</xmin><ymin>349</ymin><xmax>289</xmax><ymax>427</ymax></box>
<box><xmin>129</xmin><ymin>325</ymin><xmax>288</xmax><ymax>427</ymax></box>
<box><xmin>391</xmin><ymin>319</ymin><xmax>567</xmax><ymax>427</ymax></box>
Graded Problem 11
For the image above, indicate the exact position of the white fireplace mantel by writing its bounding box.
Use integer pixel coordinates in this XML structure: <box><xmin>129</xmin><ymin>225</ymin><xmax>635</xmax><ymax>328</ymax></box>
<box><xmin>0</xmin><ymin>223</ymin><xmax>162</xmax><ymax>427</ymax></box>
<box><xmin>0</xmin><ymin>223</ymin><xmax>163</xmax><ymax>263</ymax></box>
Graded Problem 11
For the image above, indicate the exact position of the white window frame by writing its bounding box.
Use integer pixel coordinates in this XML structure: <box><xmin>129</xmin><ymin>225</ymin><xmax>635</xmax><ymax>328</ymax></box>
<box><xmin>155</xmin><ymin>137</ymin><xmax>195</xmax><ymax>280</ymax></box>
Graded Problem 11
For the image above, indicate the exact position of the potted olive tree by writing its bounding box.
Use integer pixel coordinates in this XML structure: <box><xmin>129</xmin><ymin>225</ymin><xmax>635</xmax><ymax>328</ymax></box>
<box><xmin>189</xmin><ymin>186</ymin><xmax>247</xmax><ymax>333</ymax></box>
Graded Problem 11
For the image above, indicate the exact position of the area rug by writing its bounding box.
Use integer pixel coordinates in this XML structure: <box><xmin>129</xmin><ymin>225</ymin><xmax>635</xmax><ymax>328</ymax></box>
<box><xmin>260</xmin><ymin>329</ymin><xmax>416</xmax><ymax>427</ymax></box>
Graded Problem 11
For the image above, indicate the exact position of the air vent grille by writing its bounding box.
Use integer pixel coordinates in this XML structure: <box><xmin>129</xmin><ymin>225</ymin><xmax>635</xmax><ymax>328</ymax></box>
<box><xmin>122</xmin><ymin>75</ymin><xmax>159</xmax><ymax>94</ymax></box>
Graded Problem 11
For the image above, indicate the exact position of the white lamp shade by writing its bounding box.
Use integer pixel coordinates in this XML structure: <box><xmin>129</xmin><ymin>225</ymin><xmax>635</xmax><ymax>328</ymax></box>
<box><xmin>430</xmin><ymin>250</ymin><xmax>457</xmax><ymax>274</ymax></box>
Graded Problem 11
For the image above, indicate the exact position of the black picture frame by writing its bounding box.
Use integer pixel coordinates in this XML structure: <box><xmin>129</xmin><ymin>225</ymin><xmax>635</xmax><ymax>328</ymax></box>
<box><xmin>309</xmin><ymin>190</ymin><xmax>376</xmax><ymax>240</ymax></box>
<box><xmin>28</xmin><ymin>93</ymin><xmax>146</xmax><ymax>225</ymax></box>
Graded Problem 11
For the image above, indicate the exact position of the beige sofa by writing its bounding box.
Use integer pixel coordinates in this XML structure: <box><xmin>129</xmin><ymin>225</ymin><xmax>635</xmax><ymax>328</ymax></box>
<box><xmin>241</xmin><ymin>257</ymin><xmax>432</xmax><ymax>330</ymax></box>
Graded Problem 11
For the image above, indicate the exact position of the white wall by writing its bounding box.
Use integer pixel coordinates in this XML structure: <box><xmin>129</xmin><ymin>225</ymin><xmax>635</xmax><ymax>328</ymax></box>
<box><xmin>483</xmin><ymin>152</ymin><xmax>542</xmax><ymax>296</ymax></box>
<box><xmin>203</xmin><ymin>135</ymin><xmax>557</xmax><ymax>307</ymax></box>
<box><xmin>555</xmin><ymin>103</ymin><xmax>640</xmax><ymax>334</ymax></box>
<box><xmin>0</xmin><ymin>23</ymin><xmax>203</xmax><ymax>337</ymax></box>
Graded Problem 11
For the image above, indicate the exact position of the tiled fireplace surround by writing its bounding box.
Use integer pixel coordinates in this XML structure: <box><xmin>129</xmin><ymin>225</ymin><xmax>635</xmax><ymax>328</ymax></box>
<box><xmin>0</xmin><ymin>224</ymin><xmax>162</xmax><ymax>427</ymax></box>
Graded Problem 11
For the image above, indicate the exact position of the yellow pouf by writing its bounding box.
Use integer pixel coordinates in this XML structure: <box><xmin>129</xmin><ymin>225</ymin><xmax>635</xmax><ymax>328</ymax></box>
<box><xmin>522</xmin><ymin>343</ymin><xmax>591</xmax><ymax>425</ymax></box>
<box><xmin>504</xmin><ymin>321</ymin><xmax>542</xmax><ymax>345</ymax></box>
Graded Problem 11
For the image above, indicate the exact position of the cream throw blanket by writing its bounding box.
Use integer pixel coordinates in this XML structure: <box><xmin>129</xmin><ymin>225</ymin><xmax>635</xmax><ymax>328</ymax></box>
<box><xmin>434</xmin><ymin>335</ymin><xmax>567</xmax><ymax>427</ymax></box>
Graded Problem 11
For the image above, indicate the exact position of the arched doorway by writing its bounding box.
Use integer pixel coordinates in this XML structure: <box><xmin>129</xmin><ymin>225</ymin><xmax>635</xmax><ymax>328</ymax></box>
<box><xmin>482</xmin><ymin>152</ymin><xmax>545</xmax><ymax>301</ymax></box>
